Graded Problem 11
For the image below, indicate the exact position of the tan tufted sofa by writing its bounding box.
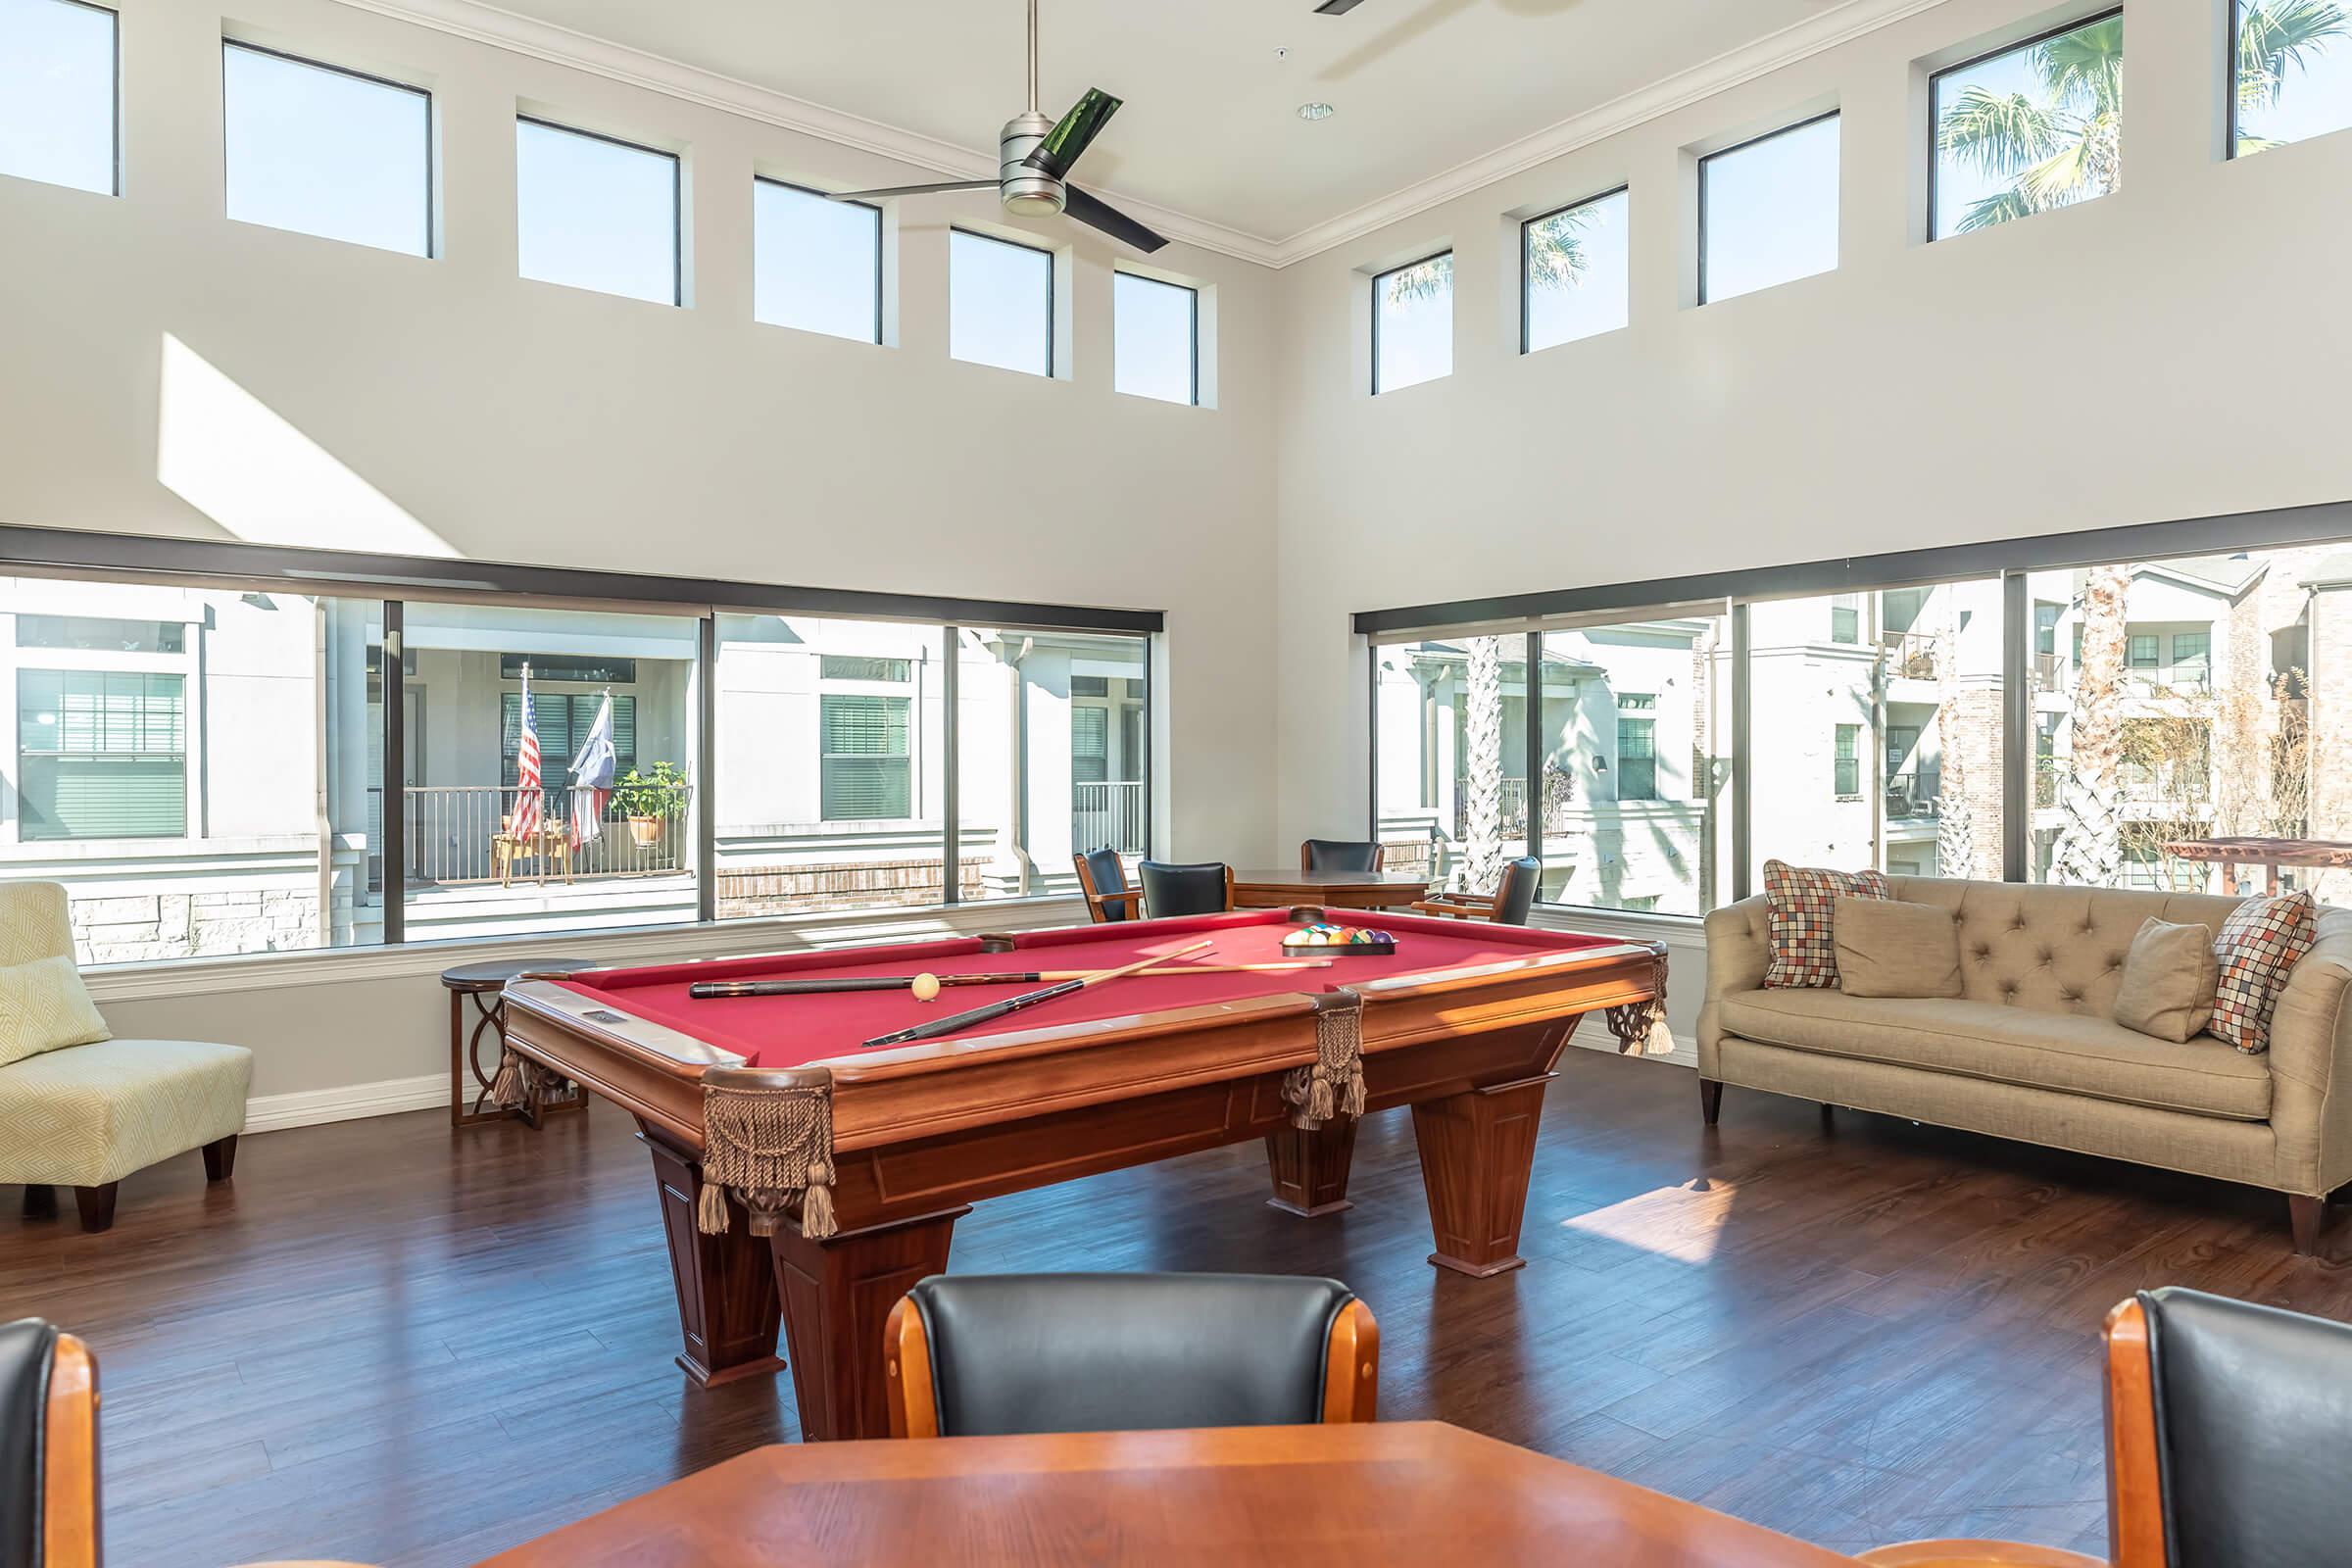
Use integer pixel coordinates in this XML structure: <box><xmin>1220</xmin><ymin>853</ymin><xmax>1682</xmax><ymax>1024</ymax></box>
<box><xmin>1699</xmin><ymin>877</ymin><xmax>2352</xmax><ymax>1251</ymax></box>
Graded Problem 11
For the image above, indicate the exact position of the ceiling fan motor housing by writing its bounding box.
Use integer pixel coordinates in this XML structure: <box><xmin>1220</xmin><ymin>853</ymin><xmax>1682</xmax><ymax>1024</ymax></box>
<box><xmin>999</xmin><ymin>112</ymin><xmax>1066</xmax><ymax>216</ymax></box>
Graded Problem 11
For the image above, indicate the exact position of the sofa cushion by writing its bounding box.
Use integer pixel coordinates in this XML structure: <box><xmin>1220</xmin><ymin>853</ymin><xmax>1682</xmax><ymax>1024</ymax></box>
<box><xmin>0</xmin><ymin>956</ymin><xmax>110</xmax><ymax>1067</ymax></box>
<box><xmin>1762</xmin><ymin>860</ymin><xmax>1890</xmax><ymax>989</ymax></box>
<box><xmin>1834</xmin><ymin>897</ymin><xmax>1962</xmax><ymax>999</ymax></box>
<box><xmin>0</xmin><ymin>1039</ymin><xmax>251</xmax><ymax>1189</ymax></box>
<box><xmin>1717</xmin><ymin>989</ymin><xmax>2273</xmax><ymax>1121</ymax></box>
<box><xmin>2113</xmin><ymin>917</ymin><xmax>2220</xmax><ymax>1043</ymax></box>
<box><xmin>2213</xmin><ymin>891</ymin><xmax>2317</xmax><ymax>1054</ymax></box>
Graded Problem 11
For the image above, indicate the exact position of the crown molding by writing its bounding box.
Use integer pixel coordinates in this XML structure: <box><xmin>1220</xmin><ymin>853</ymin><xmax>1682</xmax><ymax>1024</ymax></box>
<box><xmin>1265</xmin><ymin>0</ymin><xmax>1954</xmax><ymax>267</ymax></box>
<box><xmin>325</xmin><ymin>0</ymin><xmax>1285</xmax><ymax>266</ymax></box>
<box><xmin>329</xmin><ymin>0</ymin><xmax>1950</xmax><ymax>272</ymax></box>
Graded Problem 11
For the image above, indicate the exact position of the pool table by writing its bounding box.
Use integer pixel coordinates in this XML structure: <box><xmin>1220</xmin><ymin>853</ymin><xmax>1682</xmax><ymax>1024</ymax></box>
<box><xmin>498</xmin><ymin>906</ymin><xmax>1668</xmax><ymax>1441</ymax></box>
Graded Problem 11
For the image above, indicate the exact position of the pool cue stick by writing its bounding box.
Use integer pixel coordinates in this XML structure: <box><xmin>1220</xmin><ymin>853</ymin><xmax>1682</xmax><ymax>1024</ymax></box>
<box><xmin>859</xmin><ymin>940</ymin><xmax>1214</xmax><ymax>1050</ymax></box>
<box><xmin>688</xmin><ymin>957</ymin><xmax>1328</xmax><ymax>1001</ymax></box>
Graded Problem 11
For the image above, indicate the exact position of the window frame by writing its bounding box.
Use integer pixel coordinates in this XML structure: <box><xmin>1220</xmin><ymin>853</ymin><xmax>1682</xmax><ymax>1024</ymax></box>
<box><xmin>949</xmin><ymin>226</ymin><xmax>1056</xmax><ymax>378</ymax></box>
<box><xmin>1926</xmin><ymin>9</ymin><xmax>2124</xmax><ymax>242</ymax></box>
<box><xmin>17</xmin><ymin>666</ymin><xmax>189</xmax><ymax>842</ymax></box>
<box><xmin>1370</xmin><ymin>248</ymin><xmax>1454</xmax><ymax>397</ymax></box>
<box><xmin>514</xmin><ymin>114</ymin><xmax>684</xmax><ymax>308</ymax></box>
<box><xmin>220</xmin><ymin>37</ymin><xmax>437</xmax><ymax>257</ymax></box>
<box><xmin>1696</xmin><ymin>109</ymin><xmax>1840</xmax><ymax>306</ymax></box>
<box><xmin>752</xmin><ymin>175</ymin><xmax>884</xmax><ymax>346</ymax></box>
<box><xmin>1112</xmin><ymin>269</ymin><xmax>1200</xmax><ymax>407</ymax></box>
<box><xmin>1518</xmin><ymin>184</ymin><xmax>1629</xmax><ymax>357</ymax></box>
<box><xmin>3</xmin><ymin>0</ymin><xmax>121</xmax><ymax>198</ymax></box>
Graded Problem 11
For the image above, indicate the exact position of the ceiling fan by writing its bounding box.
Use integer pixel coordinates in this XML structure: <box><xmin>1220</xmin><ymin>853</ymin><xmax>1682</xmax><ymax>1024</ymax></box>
<box><xmin>827</xmin><ymin>0</ymin><xmax>1166</xmax><ymax>253</ymax></box>
<box><xmin>1313</xmin><ymin>0</ymin><xmax>1371</xmax><ymax>13</ymax></box>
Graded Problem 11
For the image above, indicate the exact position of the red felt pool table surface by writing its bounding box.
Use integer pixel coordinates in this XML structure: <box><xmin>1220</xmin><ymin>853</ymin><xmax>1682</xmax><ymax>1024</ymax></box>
<box><xmin>555</xmin><ymin>908</ymin><xmax>1618</xmax><ymax>1070</ymax></box>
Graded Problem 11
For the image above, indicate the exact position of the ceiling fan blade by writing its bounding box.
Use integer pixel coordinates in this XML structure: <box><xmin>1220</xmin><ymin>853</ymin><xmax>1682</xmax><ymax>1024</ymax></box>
<box><xmin>1314</xmin><ymin>0</ymin><xmax>1370</xmax><ymax>13</ymax></box>
<box><xmin>1021</xmin><ymin>88</ymin><xmax>1124</xmax><ymax>180</ymax></box>
<box><xmin>827</xmin><ymin>179</ymin><xmax>999</xmax><ymax>202</ymax></box>
<box><xmin>1062</xmin><ymin>185</ymin><xmax>1168</xmax><ymax>253</ymax></box>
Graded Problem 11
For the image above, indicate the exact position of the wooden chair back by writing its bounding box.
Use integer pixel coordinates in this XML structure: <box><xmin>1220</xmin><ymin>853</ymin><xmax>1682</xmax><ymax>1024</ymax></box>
<box><xmin>1</xmin><ymin>1320</ymin><xmax>98</xmax><ymax>1568</ymax></box>
<box><xmin>1299</xmin><ymin>840</ymin><xmax>1385</xmax><ymax>874</ymax></box>
<box><xmin>884</xmin><ymin>1275</ymin><xmax>1377</xmax><ymax>1439</ymax></box>
<box><xmin>1071</xmin><ymin>850</ymin><xmax>1145</xmax><ymax>924</ymax></box>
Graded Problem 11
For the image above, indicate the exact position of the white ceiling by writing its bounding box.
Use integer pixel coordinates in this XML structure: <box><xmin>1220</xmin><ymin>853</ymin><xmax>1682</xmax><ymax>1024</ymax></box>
<box><xmin>474</xmin><ymin>0</ymin><xmax>1865</xmax><ymax>246</ymax></box>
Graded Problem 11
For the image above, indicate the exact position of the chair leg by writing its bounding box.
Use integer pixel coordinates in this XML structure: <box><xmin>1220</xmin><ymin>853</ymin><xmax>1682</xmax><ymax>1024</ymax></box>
<box><xmin>21</xmin><ymin>1184</ymin><xmax>57</xmax><ymax>1221</ymax></box>
<box><xmin>1699</xmin><ymin>1077</ymin><xmax>1723</xmax><ymax>1126</ymax></box>
<box><xmin>203</xmin><ymin>1134</ymin><xmax>239</xmax><ymax>1183</ymax></box>
<box><xmin>74</xmin><ymin>1184</ymin><xmax>119</xmax><ymax>1234</ymax></box>
<box><xmin>2289</xmin><ymin>1193</ymin><xmax>2326</xmax><ymax>1253</ymax></box>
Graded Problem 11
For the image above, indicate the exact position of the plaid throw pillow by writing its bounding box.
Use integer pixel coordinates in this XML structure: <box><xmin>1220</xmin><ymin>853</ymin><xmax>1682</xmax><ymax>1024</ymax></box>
<box><xmin>1762</xmin><ymin>860</ymin><xmax>1891</xmax><ymax>989</ymax></box>
<box><xmin>2211</xmin><ymin>890</ymin><xmax>2317</xmax><ymax>1054</ymax></box>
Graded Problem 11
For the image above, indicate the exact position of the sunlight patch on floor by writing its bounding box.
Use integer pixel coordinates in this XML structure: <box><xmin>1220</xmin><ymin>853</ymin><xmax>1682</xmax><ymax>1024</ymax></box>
<box><xmin>1559</xmin><ymin>1178</ymin><xmax>1736</xmax><ymax>1263</ymax></box>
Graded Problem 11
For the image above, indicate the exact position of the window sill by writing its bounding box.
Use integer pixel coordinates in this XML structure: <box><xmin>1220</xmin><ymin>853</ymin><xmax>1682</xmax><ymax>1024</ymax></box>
<box><xmin>81</xmin><ymin>894</ymin><xmax>1091</xmax><ymax>1004</ymax></box>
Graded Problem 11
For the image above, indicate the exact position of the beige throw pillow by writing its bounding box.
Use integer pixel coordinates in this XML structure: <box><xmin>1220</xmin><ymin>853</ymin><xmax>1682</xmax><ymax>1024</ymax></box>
<box><xmin>2111</xmin><ymin>917</ymin><xmax>2220</xmax><ymax>1043</ymax></box>
<box><xmin>1832</xmin><ymin>896</ymin><xmax>1963</xmax><ymax>999</ymax></box>
<box><xmin>0</xmin><ymin>955</ymin><xmax>111</xmax><ymax>1068</ymax></box>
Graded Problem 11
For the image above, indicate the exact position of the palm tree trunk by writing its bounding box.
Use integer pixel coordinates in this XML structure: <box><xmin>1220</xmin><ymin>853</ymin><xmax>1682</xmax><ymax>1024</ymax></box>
<box><xmin>1936</xmin><ymin>594</ymin><xmax>1976</xmax><ymax>879</ymax></box>
<box><xmin>2054</xmin><ymin>565</ymin><xmax>2130</xmax><ymax>886</ymax></box>
<box><xmin>1461</xmin><ymin>639</ymin><xmax>1504</xmax><ymax>893</ymax></box>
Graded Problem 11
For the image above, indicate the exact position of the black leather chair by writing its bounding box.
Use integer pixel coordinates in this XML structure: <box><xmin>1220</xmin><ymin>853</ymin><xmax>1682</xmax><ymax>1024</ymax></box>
<box><xmin>1071</xmin><ymin>848</ymin><xmax>1144</xmax><ymax>923</ymax></box>
<box><xmin>2</xmin><ymin>1317</ymin><xmax>97</xmax><ymax>1568</ymax></box>
<box><xmin>2099</xmin><ymin>1286</ymin><xmax>2352</xmax><ymax>1568</ymax></box>
<box><xmin>1411</xmin><ymin>856</ymin><xmax>1541</xmax><ymax>926</ymax></box>
<box><xmin>1137</xmin><ymin>859</ymin><xmax>1234</xmax><ymax>918</ymax></box>
<box><xmin>882</xmin><ymin>1273</ymin><xmax>1378</xmax><ymax>1439</ymax></box>
<box><xmin>1300</xmin><ymin>839</ymin><xmax>1384</xmax><ymax>874</ymax></box>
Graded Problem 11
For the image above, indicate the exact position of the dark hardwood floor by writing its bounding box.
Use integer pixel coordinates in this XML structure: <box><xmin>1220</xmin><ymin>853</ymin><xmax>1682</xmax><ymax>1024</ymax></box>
<box><xmin>10</xmin><ymin>1048</ymin><xmax>2350</xmax><ymax>1566</ymax></box>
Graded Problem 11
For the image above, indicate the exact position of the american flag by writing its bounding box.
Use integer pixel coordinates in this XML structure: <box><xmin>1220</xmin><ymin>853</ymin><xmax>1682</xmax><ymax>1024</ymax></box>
<box><xmin>512</xmin><ymin>666</ymin><xmax>543</xmax><ymax>840</ymax></box>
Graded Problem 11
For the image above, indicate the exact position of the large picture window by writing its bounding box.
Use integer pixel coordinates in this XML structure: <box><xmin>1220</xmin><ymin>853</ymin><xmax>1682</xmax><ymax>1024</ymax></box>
<box><xmin>2232</xmin><ymin>0</ymin><xmax>2352</xmax><ymax>157</ymax></box>
<box><xmin>222</xmin><ymin>41</ymin><xmax>432</xmax><ymax>257</ymax></box>
<box><xmin>4</xmin><ymin>578</ymin><xmax>382</xmax><ymax>962</ymax></box>
<box><xmin>0</xmin><ymin>0</ymin><xmax>116</xmax><ymax>196</ymax></box>
<box><xmin>1698</xmin><ymin>113</ymin><xmax>1839</xmax><ymax>304</ymax></box>
<box><xmin>1931</xmin><ymin>13</ymin><xmax>2123</xmax><ymax>241</ymax></box>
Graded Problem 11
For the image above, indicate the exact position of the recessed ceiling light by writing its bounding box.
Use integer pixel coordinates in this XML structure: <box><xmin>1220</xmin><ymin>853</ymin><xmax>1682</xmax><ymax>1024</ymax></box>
<box><xmin>1297</xmin><ymin>102</ymin><xmax>1336</xmax><ymax>122</ymax></box>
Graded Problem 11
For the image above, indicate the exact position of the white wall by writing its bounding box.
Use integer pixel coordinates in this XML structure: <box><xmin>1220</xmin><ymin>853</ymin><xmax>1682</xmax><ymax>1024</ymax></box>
<box><xmin>1272</xmin><ymin>0</ymin><xmax>2352</xmax><ymax>848</ymax></box>
<box><xmin>0</xmin><ymin>0</ymin><xmax>1283</xmax><ymax>1109</ymax></box>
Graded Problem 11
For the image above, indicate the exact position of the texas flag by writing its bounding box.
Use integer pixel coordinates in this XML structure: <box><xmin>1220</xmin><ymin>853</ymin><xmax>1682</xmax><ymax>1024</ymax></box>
<box><xmin>568</xmin><ymin>693</ymin><xmax>617</xmax><ymax>850</ymax></box>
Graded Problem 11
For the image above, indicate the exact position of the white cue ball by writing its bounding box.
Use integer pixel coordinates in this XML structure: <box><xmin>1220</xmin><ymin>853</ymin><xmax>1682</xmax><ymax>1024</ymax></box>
<box><xmin>911</xmin><ymin>972</ymin><xmax>942</xmax><ymax>1003</ymax></box>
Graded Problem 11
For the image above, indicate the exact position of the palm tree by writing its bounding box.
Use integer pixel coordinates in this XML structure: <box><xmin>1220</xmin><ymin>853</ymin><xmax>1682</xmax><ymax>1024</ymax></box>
<box><xmin>1936</xmin><ymin>16</ymin><xmax>2124</xmax><ymax>233</ymax></box>
<box><xmin>1382</xmin><ymin>205</ymin><xmax>1596</xmax><ymax>306</ymax></box>
<box><xmin>1459</xmin><ymin>639</ymin><xmax>1504</xmax><ymax>894</ymax></box>
<box><xmin>2235</xmin><ymin>0</ymin><xmax>2350</xmax><ymax>155</ymax></box>
<box><xmin>2053</xmin><ymin>565</ymin><xmax>2130</xmax><ymax>887</ymax></box>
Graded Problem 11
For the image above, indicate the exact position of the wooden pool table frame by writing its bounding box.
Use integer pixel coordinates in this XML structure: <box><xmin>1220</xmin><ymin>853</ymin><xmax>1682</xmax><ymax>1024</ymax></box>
<box><xmin>500</xmin><ymin>914</ymin><xmax>1666</xmax><ymax>1442</ymax></box>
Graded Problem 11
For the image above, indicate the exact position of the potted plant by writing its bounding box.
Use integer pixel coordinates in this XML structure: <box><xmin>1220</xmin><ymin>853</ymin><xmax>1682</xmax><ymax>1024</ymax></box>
<box><xmin>612</xmin><ymin>761</ymin><xmax>688</xmax><ymax>849</ymax></box>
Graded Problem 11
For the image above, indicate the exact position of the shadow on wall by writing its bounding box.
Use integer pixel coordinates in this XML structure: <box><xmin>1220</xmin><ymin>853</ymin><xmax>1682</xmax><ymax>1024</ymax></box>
<box><xmin>156</xmin><ymin>333</ymin><xmax>455</xmax><ymax>558</ymax></box>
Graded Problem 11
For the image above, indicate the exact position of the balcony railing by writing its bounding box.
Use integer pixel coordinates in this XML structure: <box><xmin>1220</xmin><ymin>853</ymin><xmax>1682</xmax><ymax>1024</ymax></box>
<box><xmin>2034</xmin><ymin>651</ymin><xmax>2063</xmax><ymax>694</ymax></box>
<box><xmin>403</xmin><ymin>785</ymin><xmax>692</xmax><ymax>885</ymax></box>
<box><xmin>1886</xmin><ymin>770</ymin><xmax>1940</xmax><ymax>819</ymax></box>
<box><xmin>1881</xmin><ymin>631</ymin><xmax>1944</xmax><ymax>682</ymax></box>
<box><xmin>1073</xmin><ymin>780</ymin><xmax>1146</xmax><ymax>855</ymax></box>
<box><xmin>1452</xmin><ymin>770</ymin><xmax>1580</xmax><ymax>840</ymax></box>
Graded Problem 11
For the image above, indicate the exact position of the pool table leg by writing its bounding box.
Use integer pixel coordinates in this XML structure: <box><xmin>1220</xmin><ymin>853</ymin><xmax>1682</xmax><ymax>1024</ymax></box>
<box><xmin>640</xmin><ymin>1129</ymin><xmax>786</xmax><ymax>1388</ymax></box>
<box><xmin>1410</xmin><ymin>1072</ymin><xmax>1556</xmax><ymax>1278</ymax></box>
<box><xmin>766</xmin><ymin>1205</ymin><xmax>969</xmax><ymax>1442</ymax></box>
<box><xmin>1265</xmin><ymin>1119</ymin><xmax>1357</xmax><ymax>1217</ymax></box>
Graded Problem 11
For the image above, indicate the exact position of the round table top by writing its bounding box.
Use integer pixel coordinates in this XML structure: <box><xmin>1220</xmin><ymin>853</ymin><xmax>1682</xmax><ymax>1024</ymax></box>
<box><xmin>440</xmin><ymin>956</ymin><xmax>598</xmax><ymax>992</ymax></box>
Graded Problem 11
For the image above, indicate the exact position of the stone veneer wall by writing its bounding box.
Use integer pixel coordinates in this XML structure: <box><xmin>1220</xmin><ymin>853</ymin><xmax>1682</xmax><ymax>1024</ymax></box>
<box><xmin>70</xmin><ymin>885</ymin><xmax>359</xmax><ymax>965</ymax></box>
<box><xmin>717</xmin><ymin>858</ymin><xmax>991</xmax><ymax>917</ymax></box>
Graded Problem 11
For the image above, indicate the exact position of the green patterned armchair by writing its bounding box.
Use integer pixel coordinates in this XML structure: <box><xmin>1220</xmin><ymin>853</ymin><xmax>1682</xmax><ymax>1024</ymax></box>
<box><xmin>1</xmin><ymin>882</ymin><xmax>252</xmax><ymax>1233</ymax></box>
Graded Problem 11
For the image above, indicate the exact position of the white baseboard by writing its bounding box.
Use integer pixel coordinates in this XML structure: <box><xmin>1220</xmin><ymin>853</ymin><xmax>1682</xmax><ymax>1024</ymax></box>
<box><xmin>244</xmin><ymin>1072</ymin><xmax>447</xmax><ymax>1134</ymax></box>
<box><xmin>1569</xmin><ymin>1029</ymin><xmax>1698</xmax><ymax>1069</ymax></box>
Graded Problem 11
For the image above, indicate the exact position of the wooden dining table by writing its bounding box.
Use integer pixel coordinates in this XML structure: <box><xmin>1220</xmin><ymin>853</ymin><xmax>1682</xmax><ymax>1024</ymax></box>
<box><xmin>478</xmin><ymin>1421</ymin><xmax>1865</xmax><ymax>1566</ymax></box>
<box><xmin>1229</xmin><ymin>866</ymin><xmax>1437</xmax><ymax>911</ymax></box>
